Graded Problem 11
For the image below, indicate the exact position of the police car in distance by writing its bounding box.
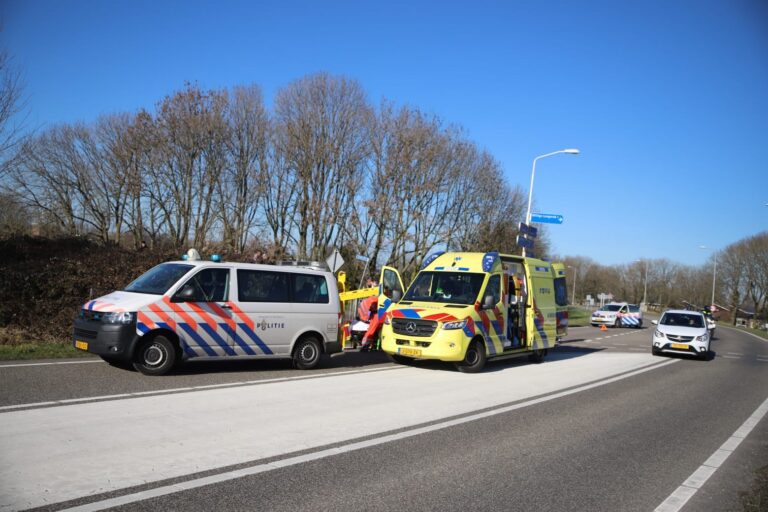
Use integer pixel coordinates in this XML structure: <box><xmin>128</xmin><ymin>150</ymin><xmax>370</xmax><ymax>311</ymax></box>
<box><xmin>590</xmin><ymin>302</ymin><xmax>643</xmax><ymax>328</ymax></box>
<box><xmin>651</xmin><ymin>309</ymin><xmax>711</xmax><ymax>360</ymax></box>
<box><xmin>73</xmin><ymin>249</ymin><xmax>342</xmax><ymax>375</ymax></box>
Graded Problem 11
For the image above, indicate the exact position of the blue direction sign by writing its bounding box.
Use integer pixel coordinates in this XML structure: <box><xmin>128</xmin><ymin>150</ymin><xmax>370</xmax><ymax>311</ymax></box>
<box><xmin>516</xmin><ymin>234</ymin><xmax>534</xmax><ymax>249</ymax></box>
<box><xmin>530</xmin><ymin>213</ymin><xmax>564</xmax><ymax>224</ymax></box>
<box><xmin>518</xmin><ymin>222</ymin><xmax>538</xmax><ymax>238</ymax></box>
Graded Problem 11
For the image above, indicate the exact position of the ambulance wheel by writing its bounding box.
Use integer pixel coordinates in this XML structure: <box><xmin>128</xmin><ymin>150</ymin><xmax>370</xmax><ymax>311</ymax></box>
<box><xmin>528</xmin><ymin>348</ymin><xmax>546</xmax><ymax>363</ymax></box>
<box><xmin>133</xmin><ymin>335</ymin><xmax>177</xmax><ymax>376</ymax></box>
<box><xmin>293</xmin><ymin>336</ymin><xmax>321</xmax><ymax>370</ymax></box>
<box><xmin>455</xmin><ymin>340</ymin><xmax>486</xmax><ymax>373</ymax></box>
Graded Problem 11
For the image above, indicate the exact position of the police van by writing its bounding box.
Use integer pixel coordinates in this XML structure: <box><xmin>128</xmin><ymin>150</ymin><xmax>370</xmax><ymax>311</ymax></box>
<box><xmin>73</xmin><ymin>250</ymin><xmax>341</xmax><ymax>375</ymax></box>
<box><xmin>379</xmin><ymin>251</ymin><xmax>568</xmax><ymax>373</ymax></box>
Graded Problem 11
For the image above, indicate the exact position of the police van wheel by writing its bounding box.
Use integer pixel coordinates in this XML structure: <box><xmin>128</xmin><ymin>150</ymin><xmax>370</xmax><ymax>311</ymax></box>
<box><xmin>293</xmin><ymin>336</ymin><xmax>321</xmax><ymax>370</ymax></box>
<box><xmin>455</xmin><ymin>340</ymin><xmax>486</xmax><ymax>373</ymax></box>
<box><xmin>614</xmin><ymin>318</ymin><xmax>621</xmax><ymax>329</ymax></box>
<box><xmin>133</xmin><ymin>335</ymin><xmax>177</xmax><ymax>376</ymax></box>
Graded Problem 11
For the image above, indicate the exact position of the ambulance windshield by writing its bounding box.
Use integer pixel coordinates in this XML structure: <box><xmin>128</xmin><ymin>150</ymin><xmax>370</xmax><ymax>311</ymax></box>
<box><xmin>403</xmin><ymin>271</ymin><xmax>485</xmax><ymax>305</ymax></box>
<box><xmin>123</xmin><ymin>263</ymin><xmax>194</xmax><ymax>295</ymax></box>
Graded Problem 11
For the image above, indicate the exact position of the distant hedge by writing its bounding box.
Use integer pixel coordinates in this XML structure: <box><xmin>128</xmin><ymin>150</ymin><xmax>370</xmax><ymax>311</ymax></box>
<box><xmin>0</xmin><ymin>237</ymin><xmax>177</xmax><ymax>344</ymax></box>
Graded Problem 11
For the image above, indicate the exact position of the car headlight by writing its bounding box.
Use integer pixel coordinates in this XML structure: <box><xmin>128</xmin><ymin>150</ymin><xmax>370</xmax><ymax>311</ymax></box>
<box><xmin>442</xmin><ymin>319</ymin><xmax>468</xmax><ymax>330</ymax></box>
<box><xmin>696</xmin><ymin>334</ymin><xmax>709</xmax><ymax>342</ymax></box>
<box><xmin>654</xmin><ymin>329</ymin><xmax>665</xmax><ymax>338</ymax></box>
<box><xmin>102</xmin><ymin>311</ymin><xmax>135</xmax><ymax>325</ymax></box>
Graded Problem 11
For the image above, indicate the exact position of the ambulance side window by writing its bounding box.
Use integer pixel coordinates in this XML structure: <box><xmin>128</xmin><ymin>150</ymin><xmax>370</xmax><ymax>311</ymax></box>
<box><xmin>554</xmin><ymin>277</ymin><xmax>568</xmax><ymax>306</ymax></box>
<box><xmin>177</xmin><ymin>268</ymin><xmax>229</xmax><ymax>302</ymax></box>
<box><xmin>485</xmin><ymin>274</ymin><xmax>501</xmax><ymax>305</ymax></box>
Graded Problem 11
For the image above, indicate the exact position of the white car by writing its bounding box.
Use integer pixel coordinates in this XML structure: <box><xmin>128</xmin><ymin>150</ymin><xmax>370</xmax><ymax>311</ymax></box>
<box><xmin>651</xmin><ymin>310</ymin><xmax>711</xmax><ymax>360</ymax></box>
<box><xmin>591</xmin><ymin>302</ymin><xmax>642</xmax><ymax>328</ymax></box>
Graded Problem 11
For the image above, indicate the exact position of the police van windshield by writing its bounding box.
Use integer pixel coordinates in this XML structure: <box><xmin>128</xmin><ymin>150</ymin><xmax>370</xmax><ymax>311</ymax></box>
<box><xmin>123</xmin><ymin>263</ymin><xmax>194</xmax><ymax>295</ymax></box>
<box><xmin>403</xmin><ymin>272</ymin><xmax>485</xmax><ymax>305</ymax></box>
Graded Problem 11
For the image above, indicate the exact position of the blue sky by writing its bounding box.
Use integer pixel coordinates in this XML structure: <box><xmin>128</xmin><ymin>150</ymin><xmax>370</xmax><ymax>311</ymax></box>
<box><xmin>3</xmin><ymin>0</ymin><xmax>767</xmax><ymax>266</ymax></box>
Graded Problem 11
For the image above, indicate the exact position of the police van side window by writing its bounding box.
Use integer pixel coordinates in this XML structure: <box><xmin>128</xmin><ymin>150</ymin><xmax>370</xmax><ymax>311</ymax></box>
<box><xmin>176</xmin><ymin>268</ymin><xmax>230</xmax><ymax>302</ymax></box>
<box><xmin>293</xmin><ymin>274</ymin><xmax>329</xmax><ymax>304</ymax></box>
<box><xmin>237</xmin><ymin>270</ymin><xmax>290</xmax><ymax>302</ymax></box>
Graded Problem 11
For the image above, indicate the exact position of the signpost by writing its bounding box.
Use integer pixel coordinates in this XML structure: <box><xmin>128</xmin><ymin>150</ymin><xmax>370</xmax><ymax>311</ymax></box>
<box><xmin>530</xmin><ymin>213</ymin><xmax>564</xmax><ymax>224</ymax></box>
<box><xmin>516</xmin><ymin>235</ymin><xmax>534</xmax><ymax>250</ymax></box>
<box><xmin>518</xmin><ymin>222</ymin><xmax>538</xmax><ymax>238</ymax></box>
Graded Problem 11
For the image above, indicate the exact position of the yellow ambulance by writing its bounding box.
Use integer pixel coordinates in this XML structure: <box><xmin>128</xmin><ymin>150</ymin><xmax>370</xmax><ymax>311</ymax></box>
<box><xmin>380</xmin><ymin>251</ymin><xmax>568</xmax><ymax>372</ymax></box>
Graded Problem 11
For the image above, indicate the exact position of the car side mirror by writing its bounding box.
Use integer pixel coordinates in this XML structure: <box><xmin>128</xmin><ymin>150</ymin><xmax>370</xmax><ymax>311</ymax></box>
<box><xmin>173</xmin><ymin>284</ymin><xmax>196</xmax><ymax>302</ymax></box>
<box><xmin>651</xmin><ymin>320</ymin><xmax>658</xmax><ymax>325</ymax></box>
<box><xmin>391</xmin><ymin>289</ymin><xmax>402</xmax><ymax>302</ymax></box>
<box><xmin>483</xmin><ymin>295</ymin><xmax>495</xmax><ymax>309</ymax></box>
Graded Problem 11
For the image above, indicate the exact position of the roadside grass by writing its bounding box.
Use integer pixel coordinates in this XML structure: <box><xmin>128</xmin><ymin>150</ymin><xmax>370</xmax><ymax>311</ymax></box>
<box><xmin>0</xmin><ymin>327</ymin><xmax>93</xmax><ymax>361</ymax></box>
<box><xmin>568</xmin><ymin>307</ymin><xmax>592</xmax><ymax>327</ymax></box>
<box><xmin>725</xmin><ymin>324</ymin><xmax>768</xmax><ymax>340</ymax></box>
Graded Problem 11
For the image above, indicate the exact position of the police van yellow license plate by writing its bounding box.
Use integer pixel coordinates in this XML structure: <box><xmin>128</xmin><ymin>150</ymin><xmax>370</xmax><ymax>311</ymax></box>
<box><xmin>75</xmin><ymin>340</ymin><xmax>89</xmax><ymax>351</ymax></box>
<box><xmin>670</xmin><ymin>343</ymin><xmax>688</xmax><ymax>350</ymax></box>
<box><xmin>398</xmin><ymin>347</ymin><xmax>421</xmax><ymax>357</ymax></box>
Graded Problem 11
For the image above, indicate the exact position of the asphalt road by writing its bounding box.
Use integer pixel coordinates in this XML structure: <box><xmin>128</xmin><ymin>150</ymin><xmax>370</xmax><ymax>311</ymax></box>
<box><xmin>1</xmin><ymin>324</ymin><xmax>766</xmax><ymax>512</ymax></box>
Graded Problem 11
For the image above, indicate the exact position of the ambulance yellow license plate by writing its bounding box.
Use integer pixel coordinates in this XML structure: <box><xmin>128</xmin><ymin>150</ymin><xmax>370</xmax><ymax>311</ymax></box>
<box><xmin>399</xmin><ymin>347</ymin><xmax>421</xmax><ymax>357</ymax></box>
<box><xmin>670</xmin><ymin>343</ymin><xmax>688</xmax><ymax>350</ymax></box>
<box><xmin>75</xmin><ymin>340</ymin><xmax>89</xmax><ymax>351</ymax></box>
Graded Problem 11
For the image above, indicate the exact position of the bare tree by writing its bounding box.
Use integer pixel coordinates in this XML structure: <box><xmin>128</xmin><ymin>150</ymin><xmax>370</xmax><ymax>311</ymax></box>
<box><xmin>218</xmin><ymin>85</ymin><xmax>269</xmax><ymax>253</ymax></box>
<box><xmin>0</xmin><ymin>51</ymin><xmax>25</xmax><ymax>176</ymax></box>
<box><xmin>274</xmin><ymin>73</ymin><xmax>371</xmax><ymax>260</ymax></box>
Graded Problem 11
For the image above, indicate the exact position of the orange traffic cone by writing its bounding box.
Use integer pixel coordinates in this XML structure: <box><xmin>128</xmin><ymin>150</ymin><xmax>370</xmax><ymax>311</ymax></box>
<box><xmin>600</xmin><ymin>324</ymin><xmax>608</xmax><ymax>332</ymax></box>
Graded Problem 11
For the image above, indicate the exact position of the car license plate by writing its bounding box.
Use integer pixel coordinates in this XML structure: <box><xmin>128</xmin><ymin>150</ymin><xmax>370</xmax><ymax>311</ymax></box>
<box><xmin>670</xmin><ymin>343</ymin><xmax>688</xmax><ymax>350</ymax></box>
<box><xmin>75</xmin><ymin>340</ymin><xmax>89</xmax><ymax>351</ymax></box>
<box><xmin>399</xmin><ymin>347</ymin><xmax>421</xmax><ymax>357</ymax></box>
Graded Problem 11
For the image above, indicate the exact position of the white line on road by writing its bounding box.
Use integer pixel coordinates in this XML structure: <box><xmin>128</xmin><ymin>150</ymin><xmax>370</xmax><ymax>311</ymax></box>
<box><xmin>60</xmin><ymin>358</ymin><xmax>679</xmax><ymax>512</ymax></box>
<box><xmin>726</xmin><ymin>352</ymin><xmax>744</xmax><ymax>356</ymax></box>
<box><xmin>0</xmin><ymin>366</ymin><xmax>404</xmax><ymax>412</ymax></box>
<box><xmin>721</xmin><ymin>355</ymin><xmax>742</xmax><ymax>359</ymax></box>
<box><xmin>655</xmin><ymin>396</ymin><xmax>768</xmax><ymax>512</ymax></box>
<box><xmin>0</xmin><ymin>359</ymin><xmax>102</xmax><ymax>368</ymax></box>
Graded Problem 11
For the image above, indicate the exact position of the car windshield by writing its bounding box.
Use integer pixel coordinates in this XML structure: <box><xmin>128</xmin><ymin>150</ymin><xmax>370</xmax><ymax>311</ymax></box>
<box><xmin>602</xmin><ymin>305</ymin><xmax>622</xmax><ymax>312</ymax></box>
<box><xmin>123</xmin><ymin>263</ymin><xmax>194</xmax><ymax>295</ymax></box>
<box><xmin>660</xmin><ymin>313</ymin><xmax>705</xmax><ymax>328</ymax></box>
<box><xmin>403</xmin><ymin>271</ymin><xmax>485</xmax><ymax>305</ymax></box>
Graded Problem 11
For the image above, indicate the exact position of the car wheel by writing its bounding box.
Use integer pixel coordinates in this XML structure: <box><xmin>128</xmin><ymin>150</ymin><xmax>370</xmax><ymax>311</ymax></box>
<box><xmin>293</xmin><ymin>336</ymin><xmax>322</xmax><ymax>370</ymax></box>
<box><xmin>133</xmin><ymin>335</ymin><xmax>177</xmax><ymax>376</ymax></box>
<box><xmin>637</xmin><ymin>320</ymin><xmax>643</xmax><ymax>329</ymax></box>
<box><xmin>614</xmin><ymin>318</ymin><xmax>621</xmax><ymax>329</ymax></box>
<box><xmin>455</xmin><ymin>340</ymin><xmax>487</xmax><ymax>373</ymax></box>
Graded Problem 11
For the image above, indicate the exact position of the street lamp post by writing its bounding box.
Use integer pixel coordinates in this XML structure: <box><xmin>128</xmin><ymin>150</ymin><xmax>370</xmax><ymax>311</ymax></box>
<box><xmin>635</xmin><ymin>259</ymin><xmax>648</xmax><ymax>308</ymax></box>
<box><xmin>699</xmin><ymin>246</ymin><xmax>717</xmax><ymax>308</ymax></box>
<box><xmin>568</xmin><ymin>265</ymin><xmax>578</xmax><ymax>305</ymax></box>
<box><xmin>522</xmin><ymin>148</ymin><xmax>580</xmax><ymax>257</ymax></box>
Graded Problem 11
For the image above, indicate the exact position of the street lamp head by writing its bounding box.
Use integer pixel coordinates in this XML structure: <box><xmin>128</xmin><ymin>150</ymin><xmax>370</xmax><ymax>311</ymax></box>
<box><xmin>563</xmin><ymin>148</ymin><xmax>580</xmax><ymax>155</ymax></box>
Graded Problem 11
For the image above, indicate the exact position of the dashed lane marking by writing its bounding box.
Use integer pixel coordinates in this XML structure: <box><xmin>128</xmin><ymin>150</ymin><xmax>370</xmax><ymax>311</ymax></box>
<box><xmin>655</xmin><ymin>396</ymin><xmax>768</xmax><ymax>512</ymax></box>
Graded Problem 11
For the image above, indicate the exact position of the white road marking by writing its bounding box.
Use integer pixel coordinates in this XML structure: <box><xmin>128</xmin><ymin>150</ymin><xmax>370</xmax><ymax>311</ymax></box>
<box><xmin>726</xmin><ymin>352</ymin><xmax>743</xmax><ymax>356</ymax></box>
<box><xmin>56</xmin><ymin>357</ymin><xmax>679</xmax><ymax>512</ymax></box>
<box><xmin>721</xmin><ymin>355</ymin><xmax>741</xmax><ymax>359</ymax></box>
<box><xmin>0</xmin><ymin>359</ymin><xmax>102</xmax><ymax>368</ymax></box>
<box><xmin>0</xmin><ymin>366</ymin><xmax>403</xmax><ymax>412</ymax></box>
<box><xmin>655</xmin><ymin>396</ymin><xmax>768</xmax><ymax>512</ymax></box>
<box><xmin>0</xmin><ymin>353</ymin><xmax>676</xmax><ymax>511</ymax></box>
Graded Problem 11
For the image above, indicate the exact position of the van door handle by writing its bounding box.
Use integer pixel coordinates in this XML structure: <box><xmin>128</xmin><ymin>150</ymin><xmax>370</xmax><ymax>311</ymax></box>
<box><xmin>220</xmin><ymin>303</ymin><xmax>232</xmax><ymax>309</ymax></box>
